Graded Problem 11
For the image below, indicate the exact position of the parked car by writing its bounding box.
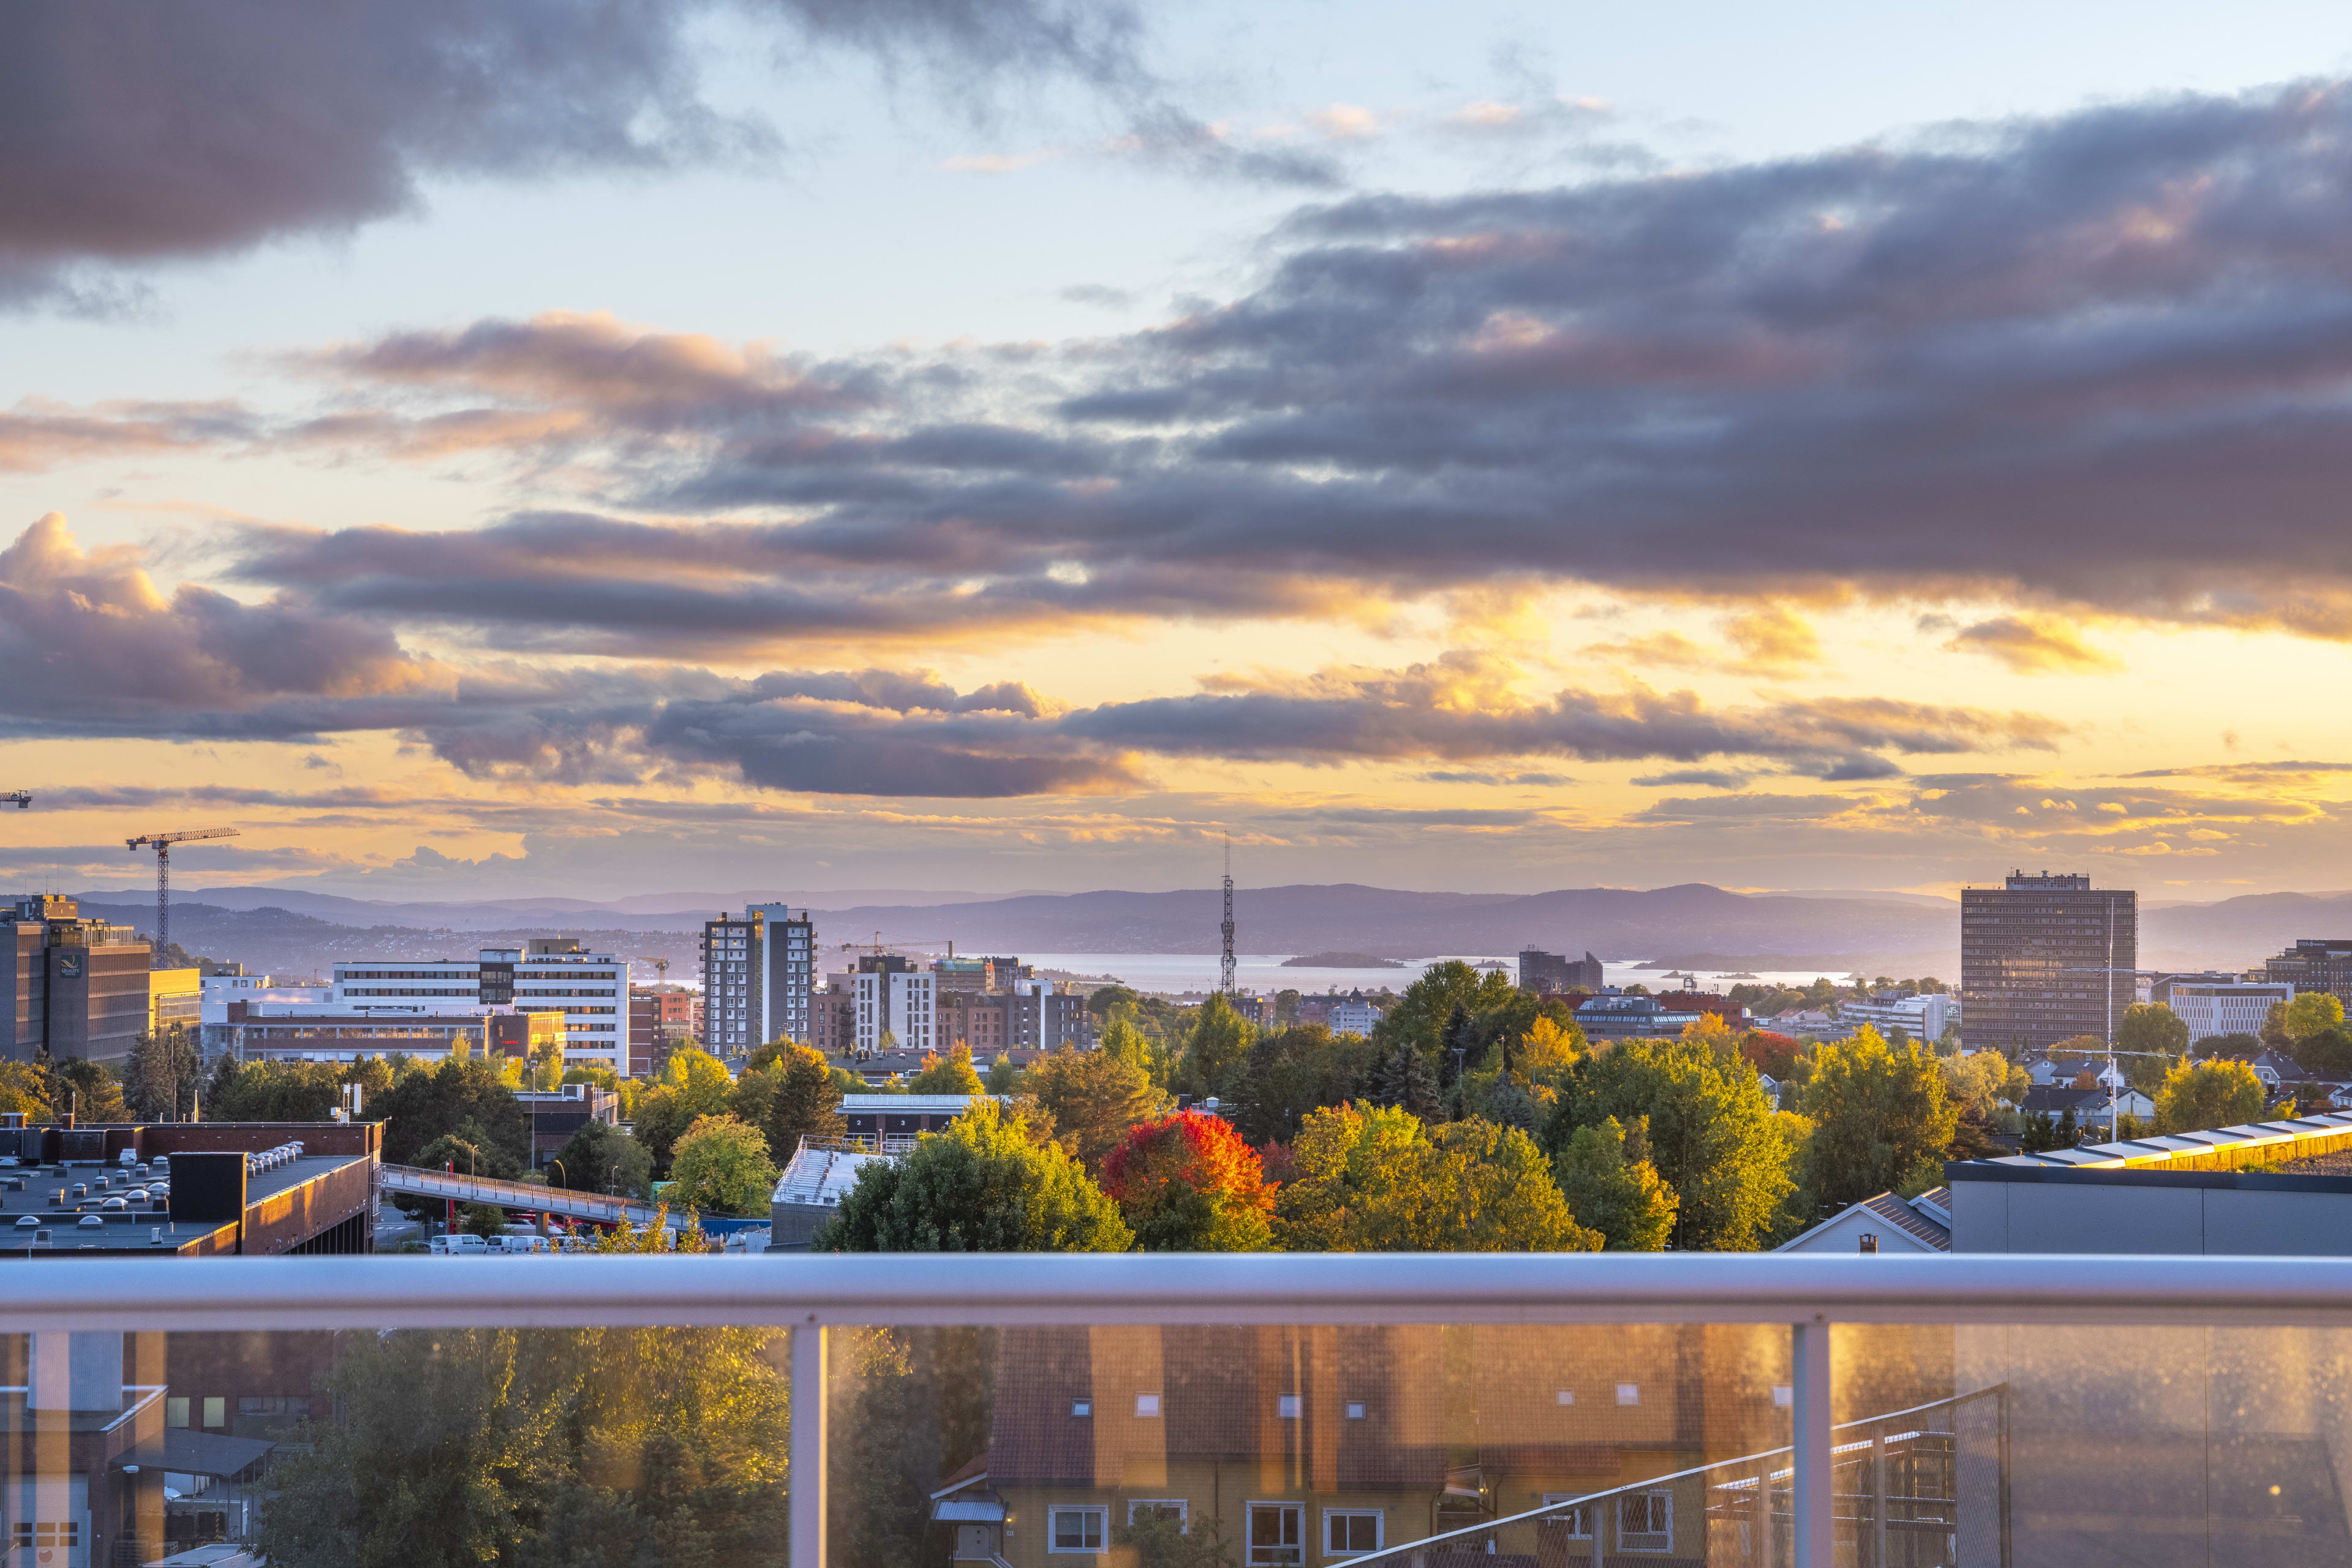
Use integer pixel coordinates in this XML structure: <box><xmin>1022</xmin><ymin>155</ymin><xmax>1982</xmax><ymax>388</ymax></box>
<box><xmin>428</xmin><ymin>1233</ymin><xmax>489</xmax><ymax>1256</ymax></box>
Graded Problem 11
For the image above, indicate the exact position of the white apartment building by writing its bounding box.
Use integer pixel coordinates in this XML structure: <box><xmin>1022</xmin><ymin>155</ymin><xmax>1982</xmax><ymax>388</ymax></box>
<box><xmin>2164</xmin><ymin>981</ymin><xmax>2294</xmax><ymax>1044</ymax></box>
<box><xmin>854</xmin><ymin>967</ymin><xmax>936</xmax><ymax>1055</ymax></box>
<box><xmin>330</xmin><ymin>940</ymin><xmax>626</xmax><ymax>1072</ymax></box>
<box><xmin>197</xmin><ymin>972</ymin><xmax>332</xmax><ymax>1060</ymax></box>
<box><xmin>701</xmin><ymin>905</ymin><xmax>816</xmax><ymax>1054</ymax></box>
<box><xmin>1329</xmin><ymin>993</ymin><xmax>1385</xmax><ymax>1036</ymax></box>
<box><xmin>1839</xmin><ymin>992</ymin><xmax>1961</xmax><ymax>1042</ymax></box>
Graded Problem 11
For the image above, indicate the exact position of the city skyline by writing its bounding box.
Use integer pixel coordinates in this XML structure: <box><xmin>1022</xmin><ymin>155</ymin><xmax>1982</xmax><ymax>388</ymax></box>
<box><xmin>11</xmin><ymin>4</ymin><xmax>2352</xmax><ymax>902</ymax></box>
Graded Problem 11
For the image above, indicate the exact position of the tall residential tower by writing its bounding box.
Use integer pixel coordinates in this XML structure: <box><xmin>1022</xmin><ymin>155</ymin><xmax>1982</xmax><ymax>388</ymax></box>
<box><xmin>1960</xmin><ymin>871</ymin><xmax>2135</xmax><ymax>1053</ymax></box>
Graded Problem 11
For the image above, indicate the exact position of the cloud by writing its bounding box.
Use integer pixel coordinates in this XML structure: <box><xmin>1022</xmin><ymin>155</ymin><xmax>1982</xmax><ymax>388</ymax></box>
<box><xmin>0</xmin><ymin>398</ymin><xmax>261</xmax><ymax>472</ymax></box>
<box><xmin>1419</xmin><ymin>769</ymin><xmax>1575</xmax><ymax>786</ymax></box>
<box><xmin>1307</xmin><ymin>105</ymin><xmax>1382</xmax><ymax>141</ymax></box>
<box><xmin>0</xmin><ymin>0</ymin><xmax>1159</xmax><ymax>306</ymax></box>
<box><xmin>941</xmin><ymin>150</ymin><xmax>1060</xmax><ymax>174</ymax></box>
<box><xmin>1943</xmin><ymin>614</ymin><xmax>2121</xmax><ymax>673</ymax></box>
<box><xmin>1632</xmin><ymin>769</ymin><xmax>1751</xmax><ymax>789</ymax></box>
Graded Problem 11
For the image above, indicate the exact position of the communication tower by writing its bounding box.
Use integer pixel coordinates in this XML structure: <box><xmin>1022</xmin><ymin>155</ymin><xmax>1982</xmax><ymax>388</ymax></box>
<box><xmin>1220</xmin><ymin>832</ymin><xmax>1236</xmax><ymax>995</ymax></box>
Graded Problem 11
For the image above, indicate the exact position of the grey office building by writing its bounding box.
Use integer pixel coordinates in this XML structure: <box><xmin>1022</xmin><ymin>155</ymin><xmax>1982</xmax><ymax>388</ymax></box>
<box><xmin>2</xmin><ymin>895</ymin><xmax>153</xmax><ymax>1065</ymax></box>
<box><xmin>1960</xmin><ymin>872</ymin><xmax>2135</xmax><ymax>1053</ymax></box>
<box><xmin>700</xmin><ymin>904</ymin><xmax>817</xmax><ymax>1056</ymax></box>
<box><xmin>1518</xmin><ymin>948</ymin><xmax>1605</xmax><ymax>993</ymax></box>
<box><xmin>2264</xmin><ymin>938</ymin><xmax>2352</xmax><ymax>1003</ymax></box>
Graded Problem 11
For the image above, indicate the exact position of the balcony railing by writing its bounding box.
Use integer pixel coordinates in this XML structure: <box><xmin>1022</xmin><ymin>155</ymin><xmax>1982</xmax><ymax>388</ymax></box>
<box><xmin>3</xmin><ymin>1253</ymin><xmax>2347</xmax><ymax>1568</ymax></box>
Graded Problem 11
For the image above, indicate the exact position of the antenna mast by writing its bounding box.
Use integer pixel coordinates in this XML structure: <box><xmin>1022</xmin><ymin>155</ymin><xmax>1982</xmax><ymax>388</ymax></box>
<box><xmin>1220</xmin><ymin>832</ymin><xmax>1236</xmax><ymax>995</ymax></box>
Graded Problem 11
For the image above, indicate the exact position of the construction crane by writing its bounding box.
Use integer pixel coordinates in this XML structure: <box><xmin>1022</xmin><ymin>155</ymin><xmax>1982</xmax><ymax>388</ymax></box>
<box><xmin>635</xmin><ymin>956</ymin><xmax>671</xmax><ymax>984</ymax></box>
<box><xmin>125</xmin><ymin>828</ymin><xmax>239</xmax><ymax>954</ymax></box>
<box><xmin>2</xmin><ymin>791</ymin><xmax>28</xmax><ymax>810</ymax></box>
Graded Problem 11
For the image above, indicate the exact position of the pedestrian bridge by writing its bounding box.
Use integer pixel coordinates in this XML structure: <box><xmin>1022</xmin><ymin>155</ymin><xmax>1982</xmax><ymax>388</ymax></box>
<box><xmin>379</xmin><ymin>1163</ymin><xmax>762</xmax><ymax>1234</ymax></box>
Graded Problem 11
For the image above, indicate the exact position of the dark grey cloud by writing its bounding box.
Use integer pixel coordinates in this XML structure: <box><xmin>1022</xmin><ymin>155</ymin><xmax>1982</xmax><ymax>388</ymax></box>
<box><xmin>0</xmin><ymin>0</ymin><xmax>1159</xmax><ymax>306</ymax></box>
<box><xmin>188</xmin><ymin>78</ymin><xmax>2352</xmax><ymax>647</ymax></box>
<box><xmin>1632</xmin><ymin>769</ymin><xmax>1751</xmax><ymax>790</ymax></box>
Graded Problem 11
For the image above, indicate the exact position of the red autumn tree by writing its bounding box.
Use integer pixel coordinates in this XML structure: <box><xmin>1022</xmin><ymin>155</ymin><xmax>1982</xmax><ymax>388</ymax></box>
<box><xmin>1100</xmin><ymin>1110</ymin><xmax>1276</xmax><ymax>1251</ymax></box>
<box><xmin>1741</xmin><ymin>1030</ymin><xmax>1800</xmax><ymax>1080</ymax></box>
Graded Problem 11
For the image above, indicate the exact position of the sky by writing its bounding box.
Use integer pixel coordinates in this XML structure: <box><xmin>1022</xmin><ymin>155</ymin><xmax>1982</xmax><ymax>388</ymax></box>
<box><xmin>9</xmin><ymin>0</ymin><xmax>2352</xmax><ymax>903</ymax></box>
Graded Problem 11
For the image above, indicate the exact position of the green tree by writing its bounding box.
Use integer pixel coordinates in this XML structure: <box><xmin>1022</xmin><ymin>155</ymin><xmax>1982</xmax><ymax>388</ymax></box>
<box><xmin>1023</xmin><ymin>1048</ymin><xmax>1169</xmax><ymax>1172</ymax></box>
<box><xmin>2285</xmin><ymin>992</ymin><xmax>2347</xmax><ymax>1042</ymax></box>
<box><xmin>552</xmin><ymin>1120</ymin><xmax>653</xmax><ymax>1199</ymax></box>
<box><xmin>1372</xmin><ymin>960</ymin><xmax>1520</xmax><ymax>1060</ymax></box>
<box><xmin>459</xmin><ymin>1200</ymin><xmax>508</xmax><ymax>1240</ymax></box>
<box><xmin>1796</xmin><ymin>1027</ymin><xmax>1958</xmax><ymax>1211</ymax></box>
<box><xmin>2293</xmin><ymin>1025</ymin><xmax>2352</xmax><ymax>1077</ymax></box>
<box><xmin>666</xmin><ymin>1114</ymin><xmax>779</xmax><ymax>1216</ymax></box>
<box><xmin>816</xmin><ymin>1100</ymin><xmax>1133</xmax><ymax>1252</ymax></box>
<box><xmin>2117</xmin><ymin>1002</ymin><xmax>2192</xmax><ymax>1059</ymax></box>
<box><xmin>122</xmin><ymin>1025</ymin><xmax>200</xmax><ymax>1120</ymax></box>
<box><xmin>1365</xmin><ymin>1041</ymin><xmax>1441</xmax><ymax>1120</ymax></box>
<box><xmin>1227</xmin><ymin>1023</ymin><xmax>1384</xmax><ymax>1145</ymax></box>
<box><xmin>2261</xmin><ymin>1001</ymin><xmax>2295</xmax><ymax>1053</ymax></box>
<box><xmin>909</xmin><ymin>1044</ymin><xmax>984</xmax><ymax>1095</ymax></box>
<box><xmin>630</xmin><ymin>1046</ymin><xmax>736</xmax><ymax>1172</ymax></box>
<box><xmin>258</xmin><ymin>1322</ymin><xmax>788</xmax><ymax>1568</ymax></box>
<box><xmin>2196</xmin><ymin>1031</ymin><xmax>2265</xmax><ymax>1061</ymax></box>
<box><xmin>1100</xmin><ymin>1110</ymin><xmax>1275</xmax><ymax>1251</ymax></box>
<box><xmin>2154</xmin><ymin>1058</ymin><xmax>2267</xmax><ymax>1134</ymax></box>
<box><xmin>729</xmin><ymin>1044</ymin><xmax>845</xmax><ymax>1160</ymax></box>
<box><xmin>1275</xmin><ymin>1104</ymin><xmax>1599</xmax><ymax>1253</ymax></box>
<box><xmin>0</xmin><ymin>1061</ymin><xmax>52</xmax><ymax>1121</ymax></box>
<box><xmin>40</xmin><ymin>1051</ymin><xmax>126</xmax><ymax>1123</ymax></box>
<box><xmin>1118</xmin><ymin>1509</ymin><xmax>1238</xmax><ymax>1568</ymax></box>
<box><xmin>1551</xmin><ymin>1115</ymin><xmax>1678</xmax><ymax>1251</ymax></box>
<box><xmin>379</xmin><ymin>1055</ymin><xmax>530</xmax><ymax>1170</ymax></box>
<box><xmin>1541</xmin><ymin>1036</ymin><xmax>1795</xmax><ymax>1251</ymax></box>
<box><xmin>1180</xmin><ymin>992</ymin><xmax>1254</xmax><ymax>1098</ymax></box>
<box><xmin>1098</xmin><ymin>1014</ymin><xmax>1154</xmax><ymax>1074</ymax></box>
<box><xmin>984</xmin><ymin>1054</ymin><xmax>1019</xmax><ymax>1094</ymax></box>
<box><xmin>1939</xmin><ymin>1050</ymin><xmax>2027</xmax><ymax>1121</ymax></box>
<box><xmin>2019</xmin><ymin>1109</ymin><xmax>2064</xmax><ymax>1154</ymax></box>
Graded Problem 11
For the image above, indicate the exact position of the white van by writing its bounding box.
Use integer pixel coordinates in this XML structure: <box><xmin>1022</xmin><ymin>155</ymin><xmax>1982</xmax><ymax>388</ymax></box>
<box><xmin>429</xmin><ymin>1233</ymin><xmax>489</xmax><ymax>1256</ymax></box>
<box><xmin>488</xmin><ymin>1234</ymin><xmax>549</xmax><ymax>1253</ymax></box>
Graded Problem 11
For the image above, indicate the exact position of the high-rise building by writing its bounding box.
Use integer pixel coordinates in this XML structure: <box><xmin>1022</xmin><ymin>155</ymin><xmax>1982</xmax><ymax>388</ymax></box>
<box><xmin>628</xmin><ymin>986</ymin><xmax>698</xmax><ymax>1076</ymax></box>
<box><xmin>1</xmin><ymin>895</ymin><xmax>152</xmax><ymax>1065</ymax></box>
<box><xmin>1960</xmin><ymin>872</ymin><xmax>2135</xmax><ymax>1053</ymax></box>
<box><xmin>2263</xmin><ymin>939</ymin><xmax>2352</xmax><ymax>1003</ymax></box>
<box><xmin>1519</xmin><ymin>948</ymin><xmax>1605</xmax><ymax>993</ymax></box>
<box><xmin>149</xmin><ymin>966</ymin><xmax>202</xmax><ymax>1035</ymax></box>
<box><xmin>699</xmin><ymin>905</ymin><xmax>816</xmax><ymax>1057</ymax></box>
<box><xmin>854</xmin><ymin>956</ymin><xmax>934</xmax><ymax>1054</ymax></box>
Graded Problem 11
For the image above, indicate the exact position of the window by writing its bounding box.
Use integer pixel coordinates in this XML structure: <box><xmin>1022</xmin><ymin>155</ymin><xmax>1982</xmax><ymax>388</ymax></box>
<box><xmin>1128</xmin><ymin>1501</ymin><xmax>1187</xmax><ymax>1526</ymax></box>
<box><xmin>1615</xmin><ymin>1384</ymin><xmax>1640</xmax><ymax>1406</ymax></box>
<box><xmin>1344</xmin><ymin>1401</ymin><xmax>1366</xmax><ymax>1420</ymax></box>
<box><xmin>1276</xmin><ymin>1394</ymin><xmax>1301</xmax><ymax>1419</ymax></box>
<box><xmin>1248</xmin><ymin>1504</ymin><xmax>1303</xmax><ymax>1567</ymax></box>
<box><xmin>1618</xmin><ymin>1492</ymin><xmax>1672</xmax><ymax>1551</ymax></box>
<box><xmin>1071</xmin><ymin>1400</ymin><xmax>1093</xmax><ymax>1417</ymax></box>
<box><xmin>167</xmin><ymin>1396</ymin><xmax>190</xmax><ymax>1428</ymax></box>
<box><xmin>18</xmin><ymin>1524</ymin><xmax>78</xmax><ymax>1549</ymax></box>
<box><xmin>1049</xmin><ymin>1507</ymin><xmax>1107</xmax><ymax>1553</ymax></box>
<box><xmin>1555</xmin><ymin>1389</ymin><xmax>1575</xmax><ymax>1406</ymax></box>
<box><xmin>1540</xmin><ymin>1497</ymin><xmax>1593</xmax><ymax>1539</ymax></box>
<box><xmin>1773</xmin><ymin>1385</ymin><xmax>1793</xmax><ymax>1408</ymax></box>
<box><xmin>1135</xmin><ymin>1393</ymin><xmax>1161</xmax><ymax>1417</ymax></box>
<box><xmin>203</xmin><ymin>1395</ymin><xmax>226</xmax><ymax>1427</ymax></box>
<box><xmin>1324</xmin><ymin>1510</ymin><xmax>1382</xmax><ymax>1556</ymax></box>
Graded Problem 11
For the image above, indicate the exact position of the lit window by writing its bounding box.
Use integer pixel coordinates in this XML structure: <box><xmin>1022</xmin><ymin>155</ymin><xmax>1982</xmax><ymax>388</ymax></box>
<box><xmin>1615</xmin><ymin>1384</ymin><xmax>1640</xmax><ymax>1406</ymax></box>
<box><xmin>1071</xmin><ymin>1400</ymin><xmax>1093</xmax><ymax>1417</ymax></box>
<box><xmin>1344</xmin><ymin>1401</ymin><xmax>1366</xmax><ymax>1419</ymax></box>
<box><xmin>1773</xmin><ymin>1385</ymin><xmax>1793</xmax><ymax>1408</ymax></box>
<box><xmin>167</xmin><ymin>1396</ymin><xmax>189</xmax><ymax>1427</ymax></box>
<box><xmin>203</xmin><ymin>1395</ymin><xmax>226</xmax><ymax>1427</ymax></box>
<box><xmin>1324</xmin><ymin>1510</ymin><xmax>1381</xmax><ymax>1556</ymax></box>
<box><xmin>1277</xmin><ymin>1394</ymin><xmax>1301</xmax><ymax>1418</ymax></box>
<box><xmin>1248</xmin><ymin>1503</ymin><xmax>1303</xmax><ymax>1566</ymax></box>
<box><xmin>1136</xmin><ymin>1393</ymin><xmax>1161</xmax><ymax>1417</ymax></box>
<box><xmin>1049</xmin><ymin>1507</ymin><xmax>1107</xmax><ymax>1553</ymax></box>
<box><xmin>1555</xmin><ymin>1389</ymin><xmax>1575</xmax><ymax>1406</ymax></box>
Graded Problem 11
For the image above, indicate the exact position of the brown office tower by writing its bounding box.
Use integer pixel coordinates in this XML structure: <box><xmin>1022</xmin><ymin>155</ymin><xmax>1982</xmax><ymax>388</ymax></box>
<box><xmin>1961</xmin><ymin>872</ymin><xmax>2135</xmax><ymax>1053</ymax></box>
<box><xmin>1</xmin><ymin>895</ymin><xmax>153</xmax><ymax>1065</ymax></box>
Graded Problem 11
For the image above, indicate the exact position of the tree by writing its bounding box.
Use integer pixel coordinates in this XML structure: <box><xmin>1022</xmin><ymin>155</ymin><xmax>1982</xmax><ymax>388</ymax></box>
<box><xmin>0</xmin><ymin>1061</ymin><xmax>51</xmax><ymax>1121</ymax></box>
<box><xmin>2196</xmin><ymin>1031</ymin><xmax>2265</xmax><ymax>1061</ymax></box>
<box><xmin>379</xmin><ymin>1056</ymin><xmax>530</xmax><ymax>1171</ymax></box>
<box><xmin>2019</xmin><ymin>1109</ymin><xmax>2064</xmax><ymax>1154</ymax></box>
<box><xmin>2293</xmin><ymin>1025</ymin><xmax>2352</xmax><ymax>1077</ymax></box>
<box><xmin>2285</xmin><ymin>992</ymin><xmax>2348</xmax><ymax>1043</ymax></box>
<box><xmin>2117</xmin><ymin>1002</ymin><xmax>2191</xmax><ymax>1060</ymax></box>
<box><xmin>459</xmin><ymin>1200</ymin><xmax>508</xmax><ymax>1240</ymax></box>
<box><xmin>909</xmin><ymin>1045</ymin><xmax>984</xmax><ymax>1095</ymax></box>
<box><xmin>1275</xmin><ymin>1104</ymin><xmax>1599</xmax><ymax>1253</ymax></box>
<box><xmin>1371</xmin><ymin>960</ymin><xmax>1520</xmax><ymax>1062</ymax></box>
<box><xmin>40</xmin><ymin>1052</ymin><xmax>126</xmax><ymax>1124</ymax></box>
<box><xmin>1227</xmin><ymin>1024</ymin><xmax>1382</xmax><ymax>1145</ymax></box>
<box><xmin>1551</xmin><ymin>1115</ymin><xmax>1677</xmax><ymax>1250</ymax></box>
<box><xmin>1101</xmin><ymin>1111</ymin><xmax>1276</xmax><ymax>1251</ymax></box>
<box><xmin>630</xmin><ymin>1046</ymin><xmax>736</xmax><ymax>1172</ymax></box>
<box><xmin>1939</xmin><ymin>1050</ymin><xmax>2027</xmax><ymax>1121</ymax></box>
<box><xmin>818</xmin><ymin>1100</ymin><xmax>1131</xmax><ymax>1251</ymax></box>
<box><xmin>984</xmin><ymin>1054</ymin><xmax>1019</xmax><ymax>1094</ymax></box>
<box><xmin>1180</xmin><ymin>992</ymin><xmax>1254</xmax><ymax>1099</ymax></box>
<box><xmin>1797</xmin><ymin>1027</ymin><xmax>1958</xmax><ymax>1212</ymax></box>
<box><xmin>729</xmin><ymin>1044</ymin><xmax>846</xmax><ymax>1161</ymax></box>
<box><xmin>417</xmin><ymin>1129</ymin><xmax>521</xmax><ymax>1182</ymax></box>
<box><xmin>553</xmin><ymin>1120</ymin><xmax>653</xmax><ymax>1199</ymax></box>
<box><xmin>258</xmin><ymin>1322</ymin><xmax>786</xmax><ymax>1568</ymax></box>
<box><xmin>666</xmin><ymin>1114</ymin><xmax>779</xmax><ymax>1216</ymax></box>
<box><xmin>1366</xmin><ymin>1041</ymin><xmax>1441</xmax><ymax>1120</ymax></box>
<box><xmin>1540</xmin><ymin>1036</ymin><xmax>1795</xmax><ymax>1251</ymax></box>
<box><xmin>2261</xmin><ymin>1001</ymin><xmax>2295</xmax><ymax>1054</ymax></box>
<box><xmin>123</xmin><ymin>1025</ymin><xmax>200</xmax><ymax>1120</ymax></box>
<box><xmin>2154</xmin><ymin>1058</ymin><xmax>2266</xmax><ymax>1135</ymax></box>
<box><xmin>1742</xmin><ymin>1030</ymin><xmax>1801</xmax><ymax>1080</ymax></box>
<box><xmin>1023</xmin><ymin>1048</ymin><xmax>1169</xmax><ymax>1173</ymax></box>
<box><xmin>1118</xmin><ymin>1509</ymin><xmax>1238</xmax><ymax>1568</ymax></box>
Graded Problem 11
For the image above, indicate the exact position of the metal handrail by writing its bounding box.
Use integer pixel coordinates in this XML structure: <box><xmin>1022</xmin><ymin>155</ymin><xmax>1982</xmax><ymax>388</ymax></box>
<box><xmin>0</xmin><ymin>1252</ymin><xmax>2348</xmax><ymax>1333</ymax></box>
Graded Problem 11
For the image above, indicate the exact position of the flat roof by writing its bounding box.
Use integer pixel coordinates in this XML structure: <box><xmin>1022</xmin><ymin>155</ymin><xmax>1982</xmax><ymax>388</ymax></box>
<box><xmin>0</xmin><ymin>1150</ymin><xmax>370</xmax><ymax>1254</ymax></box>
